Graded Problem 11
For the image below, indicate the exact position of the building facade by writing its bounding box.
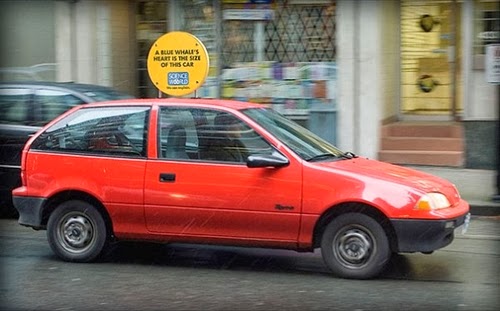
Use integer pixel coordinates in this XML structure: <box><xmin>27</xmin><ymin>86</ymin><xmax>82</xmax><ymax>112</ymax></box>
<box><xmin>0</xmin><ymin>0</ymin><xmax>498</xmax><ymax>169</ymax></box>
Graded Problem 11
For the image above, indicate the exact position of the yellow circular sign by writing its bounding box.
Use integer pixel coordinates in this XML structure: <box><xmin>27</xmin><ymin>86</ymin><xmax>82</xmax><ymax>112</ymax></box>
<box><xmin>147</xmin><ymin>32</ymin><xmax>210</xmax><ymax>96</ymax></box>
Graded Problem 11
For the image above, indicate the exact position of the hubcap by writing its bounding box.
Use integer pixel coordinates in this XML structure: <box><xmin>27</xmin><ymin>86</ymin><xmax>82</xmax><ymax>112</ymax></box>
<box><xmin>334</xmin><ymin>226</ymin><xmax>374</xmax><ymax>269</ymax></box>
<box><xmin>58</xmin><ymin>213</ymin><xmax>95</xmax><ymax>254</ymax></box>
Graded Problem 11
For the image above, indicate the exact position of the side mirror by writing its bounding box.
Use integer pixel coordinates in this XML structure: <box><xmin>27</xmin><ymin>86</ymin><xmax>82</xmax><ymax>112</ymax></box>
<box><xmin>246</xmin><ymin>152</ymin><xmax>289</xmax><ymax>168</ymax></box>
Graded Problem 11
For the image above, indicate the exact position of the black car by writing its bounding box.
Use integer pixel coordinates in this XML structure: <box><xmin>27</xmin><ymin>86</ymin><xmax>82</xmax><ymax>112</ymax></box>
<box><xmin>0</xmin><ymin>81</ymin><xmax>134</xmax><ymax>216</ymax></box>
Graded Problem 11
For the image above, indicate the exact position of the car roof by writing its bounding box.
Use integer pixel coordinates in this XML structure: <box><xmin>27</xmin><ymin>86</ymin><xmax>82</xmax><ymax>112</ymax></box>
<box><xmin>0</xmin><ymin>81</ymin><xmax>127</xmax><ymax>93</ymax></box>
<box><xmin>81</xmin><ymin>97</ymin><xmax>265</xmax><ymax>111</ymax></box>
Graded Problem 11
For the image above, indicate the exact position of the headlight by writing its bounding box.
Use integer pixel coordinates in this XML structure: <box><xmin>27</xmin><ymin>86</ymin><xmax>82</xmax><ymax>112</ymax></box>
<box><xmin>414</xmin><ymin>192</ymin><xmax>451</xmax><ymax>210</ymax></box>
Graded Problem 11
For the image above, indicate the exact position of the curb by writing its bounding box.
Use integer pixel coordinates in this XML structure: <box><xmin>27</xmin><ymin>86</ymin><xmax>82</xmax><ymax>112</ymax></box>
<box><xmin>469</xmin><ymin>201</ymin><xmax>500</xmax><ymax>216</ymax></box>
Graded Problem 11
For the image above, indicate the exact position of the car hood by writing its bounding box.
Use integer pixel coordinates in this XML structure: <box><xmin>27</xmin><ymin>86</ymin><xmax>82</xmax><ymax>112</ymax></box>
<box><xmin>315</xmin><ymin>157</ymin><xmax>461</xmax><ymax>204</ymax></box>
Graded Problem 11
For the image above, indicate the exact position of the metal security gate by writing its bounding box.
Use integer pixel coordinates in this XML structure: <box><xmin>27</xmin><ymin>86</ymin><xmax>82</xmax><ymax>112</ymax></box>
<box><xmin>220</xmin><ymin>2</ymin><xmax>336</xmax><ymax>66</ymax></box>
<box><xmin>264</xmin><ymin>3</ymin><xmax>336</xmax><ymax>63</ymax></box>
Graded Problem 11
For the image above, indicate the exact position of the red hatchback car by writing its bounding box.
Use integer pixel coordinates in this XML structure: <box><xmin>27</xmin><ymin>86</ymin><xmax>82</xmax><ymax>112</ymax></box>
<box><xmin>13</xmin><ymin>98</ymin><xmax>470</xmax><ymax>279</ymax></box>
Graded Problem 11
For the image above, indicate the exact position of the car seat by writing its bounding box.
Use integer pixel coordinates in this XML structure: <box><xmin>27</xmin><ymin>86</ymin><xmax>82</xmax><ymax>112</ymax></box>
<box><xmin>165</xmin><ymin>125</ymin><xmax>189</xmax><ymax>159</ymax></box>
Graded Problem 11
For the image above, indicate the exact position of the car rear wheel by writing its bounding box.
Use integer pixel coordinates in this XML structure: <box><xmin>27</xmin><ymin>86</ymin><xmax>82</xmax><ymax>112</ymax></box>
<box><xmin>47</xmin><ymin>200</ymin><xmax>108</xmax><ymax>262</ymax></box>
<box><xmin>321</xmin><ymin>213</ymin><xmax>390</xmax><ymax>279</ymax></box>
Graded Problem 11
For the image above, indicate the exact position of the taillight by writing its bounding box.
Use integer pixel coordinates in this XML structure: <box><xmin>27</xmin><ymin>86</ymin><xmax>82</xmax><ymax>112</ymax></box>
<box><xmin>20</xmin><ymin>149</ymin><xmax>28</xmax><ymax>186</ymax></box>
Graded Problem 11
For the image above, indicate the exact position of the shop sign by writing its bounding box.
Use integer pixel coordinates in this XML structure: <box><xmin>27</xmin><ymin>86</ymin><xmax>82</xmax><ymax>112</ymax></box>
<box><xmin>486</xmin><ymin>44</ymin><xmax>500</xmax><ymax>84</ymax></box>
<box><xmin>478</xmin><ymin>31</ymin><xmax>500</xmax><ymax>41</ymax></box>
<box><xmin>222</xmin><ymin>0</ymin><xmax>272</xmax><ymax>3</ymax></box>
<box><xmin>147</xmin><ymin>32</ymin><xmax>209</xmax><ymax>96</ymax></box>
<box><xmin>223</xmin><ymin>9</ymin><xmax>274</xmax><ymax>20</ymax></box>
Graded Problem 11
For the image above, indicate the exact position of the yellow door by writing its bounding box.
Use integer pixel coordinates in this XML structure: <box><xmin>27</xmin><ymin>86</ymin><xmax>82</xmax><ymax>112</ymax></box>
<box><xmin>400</xmin><ymin>0</ymin><xmax>463</xmax><ymax>118</ymax></box>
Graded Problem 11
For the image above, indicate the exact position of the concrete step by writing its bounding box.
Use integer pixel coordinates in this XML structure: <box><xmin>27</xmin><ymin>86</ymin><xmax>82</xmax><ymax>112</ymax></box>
<box><xmin>382</xmin><ymin>122</ymin><xmax>463</xmax><ymax>138</ymax></box>
<box><xmin>381</xmin><ymin>137</ymin><xmax>464</xmax><ymax>151</ymax></box>
<box><xmin>378</xmin><ymin>150</ymin><xmax>464</xmax><ymax>167</ymax></box>
<box><xmin>379</xmin><ymin>121</ymin><xmax>465</xmax><ymax>167</ymax></box>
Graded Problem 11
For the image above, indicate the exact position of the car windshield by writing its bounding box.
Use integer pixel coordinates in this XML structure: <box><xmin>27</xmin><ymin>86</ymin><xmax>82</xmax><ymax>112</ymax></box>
<box><xmin>242</xmin><ymin>108</ymin><xmax>347</xmax><ymax>161</ymax></box>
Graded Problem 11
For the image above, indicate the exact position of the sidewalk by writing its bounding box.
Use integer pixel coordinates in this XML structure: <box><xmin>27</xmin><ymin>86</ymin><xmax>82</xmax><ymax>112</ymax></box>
<box><xmin>406</xmin><ymin>165</ymin><xmax>500</xmax><ymax>216</ymax></box>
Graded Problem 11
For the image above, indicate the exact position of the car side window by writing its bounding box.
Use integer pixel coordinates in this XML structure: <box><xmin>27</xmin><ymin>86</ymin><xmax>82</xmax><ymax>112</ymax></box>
<box><xmin>31</xmin><ymin>106</ymin><xmax>150</xmax><ymax>158</ymax></box>
<box><xmin>158</xmin><ymin>108</ymin><xmax>198</xmax><ymax>160</ymax></box>
<box><xmin>34</xmin><ymin>89</ymin><xmax>86</xmax><ymax>126</ymax></box>
<box><xmin>158</xmin><ymin>107</ymin><xmax>273</xmax><ymax>163</ymax></box>
<box><xmin>0</xmin><ymin>88</ymin><xmax>33</xmax><ymax>125</ymax></box>
<box><xmin>202</xmin><ymin>111</ymin><xmax>274</xmax><ymax>163</ymax></box>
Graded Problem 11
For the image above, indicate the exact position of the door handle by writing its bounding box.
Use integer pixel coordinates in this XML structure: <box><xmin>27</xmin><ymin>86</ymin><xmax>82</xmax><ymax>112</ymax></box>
<box><xmin>159</xmin><ymin>173</ymin><xmax>176</xmax><ymax>182</ymax></box>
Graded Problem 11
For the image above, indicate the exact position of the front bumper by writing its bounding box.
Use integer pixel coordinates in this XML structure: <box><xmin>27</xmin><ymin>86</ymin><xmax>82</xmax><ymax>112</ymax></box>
<box><xmin>391</xmin><ymin>212</ymin><xmax>470</xmax><ymax>253</ymax></box>
<box><xmin>12</xmin><ymin>196</ymin><xmax>47</xmax><ymax>229</ymax></box>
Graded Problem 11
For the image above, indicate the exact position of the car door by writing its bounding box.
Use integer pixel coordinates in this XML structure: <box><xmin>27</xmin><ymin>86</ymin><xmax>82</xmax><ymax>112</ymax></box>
<box><xmin>27</xmin><ymin>105</ymin><xmax>151</xmax><ymax>229</ymax></box>
<box><xmin>144</xmin><ymin>107</ymin><xmax>303</xmax><ymax>242</ymax></box>
<box><xmin>0</xmin><ymin>86</ymin><xmax>36</xmax><ymax>210</ymax></box>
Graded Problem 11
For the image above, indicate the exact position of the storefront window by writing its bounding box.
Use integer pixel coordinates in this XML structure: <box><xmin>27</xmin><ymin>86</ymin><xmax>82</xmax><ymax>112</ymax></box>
<box><xmin>136</xmin><ymin>0</ymin><xmax>168</xmax><ymax>98</ymax></box>
<box><xmin>134</xmin><ymin>0</ymin><xmax>337</xmax><ymax>141</ymax></box>
<box><xmin>219</xmin><ymin>0</ymin><xmax>337</xmax><ymax>129</ymax></box>
<box><xmin>473</xmin><ymin>0</ymin><xmax>499</xmax><ymax>55</ymax></box>
<box><xmin>179</xmin><ymin>0</ymin><xmax>219</xmax><ymax>98</ymax></box>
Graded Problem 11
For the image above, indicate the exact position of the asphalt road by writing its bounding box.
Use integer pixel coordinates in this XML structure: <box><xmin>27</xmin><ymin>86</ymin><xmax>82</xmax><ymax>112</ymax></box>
<box><xmin>1</xmin><ymin>217</ymin><xmax>499</xmax><ymax>311</ymax></box>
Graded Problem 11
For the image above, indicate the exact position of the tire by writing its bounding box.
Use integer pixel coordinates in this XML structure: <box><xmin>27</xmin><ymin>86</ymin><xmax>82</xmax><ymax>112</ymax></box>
<box><xmin>321</xmin><ymin>213</ymin><xmax>390</xmax><ymax>279</ymax></box>
<box><xmin>47</xmin><ymin>200</ymin><xmax>108</xmax><ymax>262</ymax></box>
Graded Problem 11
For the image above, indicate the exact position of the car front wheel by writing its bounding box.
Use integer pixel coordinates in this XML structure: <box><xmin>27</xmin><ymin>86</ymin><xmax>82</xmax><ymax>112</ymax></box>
<box><xmin>47</xmin><ymin>200</ymin><xmax>108</xmax><ymax>262</ymax></box>
<box><xmin>321</xmin><ymin>213</ymin><xmax>390</xmax><ymax>279</ymax></box>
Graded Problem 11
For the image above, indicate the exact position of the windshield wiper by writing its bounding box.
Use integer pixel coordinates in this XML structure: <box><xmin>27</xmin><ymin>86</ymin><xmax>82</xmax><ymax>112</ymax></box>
<box><xmin>342</xmin><ymin>151</ymin><xmax>358</xmax><ymax>159</ymax></box>
<box><xmin>306</xmin><ymin>153</ymin><xmax>338</xmax><ymax>162</ymax></box>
